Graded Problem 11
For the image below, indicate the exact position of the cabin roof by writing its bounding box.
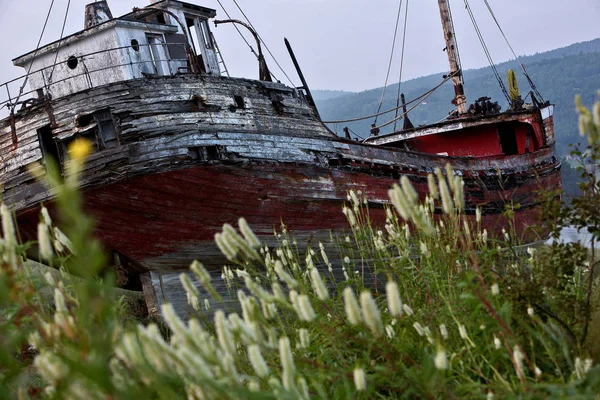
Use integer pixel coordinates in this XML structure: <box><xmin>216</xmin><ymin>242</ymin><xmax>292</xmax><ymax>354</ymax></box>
<box><xmin>149</xmin><ymin>0</ymin><xmax>216</xmax><ymax>17</ymax></box>
<box><xmin>12</xmin><ymin>19</ymin><xmax>177</xmax><ymax>66</ymax></box>
<box><xmin>12</xmin><ymin>0</ymin><xmax>217</xmax><ymax>66</ymax></box>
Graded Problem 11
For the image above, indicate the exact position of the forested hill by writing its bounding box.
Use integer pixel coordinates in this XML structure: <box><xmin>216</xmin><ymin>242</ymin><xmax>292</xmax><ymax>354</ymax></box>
<box><xmin>314</xmin><ymin>38</ymin><xmax>600</xmax><ymax>155</ymax></box>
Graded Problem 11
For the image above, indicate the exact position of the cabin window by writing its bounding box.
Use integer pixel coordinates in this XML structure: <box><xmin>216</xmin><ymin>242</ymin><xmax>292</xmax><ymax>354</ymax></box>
<box><xmin>131</xmin><ymin>39</ymin><xmax>140</xmax><ymax>52</ymax></box>
<box><xmin>145</xmin><ymin>34</ymin><xmax>170</xmax><ymax>75</ymax></box>
<box><xmin>67</xmin><ymin>56</ymin><xmax>78</xmax><ymax>70</ymax></box>
<box><xmin>95</xmin><ymin>109</ymin><xmax>119</xmax><ymax>149</ymax></box>
<box><xmin>156</xmin><ymin>13</ymin><xmax>166</xmax><ymax>24</ymax></box>
<box><xmin>498</xmin><ymin>124</ymin><xmax>519</xmax><ymax>156</ymax></box>
<box><xmin>37</xmin><ymin>125</ymin><xmax>61</xmax><ymax>167</ymax></box>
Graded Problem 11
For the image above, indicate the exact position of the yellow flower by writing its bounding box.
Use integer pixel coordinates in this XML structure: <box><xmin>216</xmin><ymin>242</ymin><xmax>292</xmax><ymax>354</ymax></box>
<box><xmin>68</xmin><ymin>138</ymin><xmax>93</xmax><ymax>161</ymax></box>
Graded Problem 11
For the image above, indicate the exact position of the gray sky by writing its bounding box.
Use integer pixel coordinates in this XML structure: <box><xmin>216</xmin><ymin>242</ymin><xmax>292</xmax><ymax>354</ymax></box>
<box><xmin>0</xmin><ymin>0</ymin><xmax>598</xmax><ymax>93</ymax></box>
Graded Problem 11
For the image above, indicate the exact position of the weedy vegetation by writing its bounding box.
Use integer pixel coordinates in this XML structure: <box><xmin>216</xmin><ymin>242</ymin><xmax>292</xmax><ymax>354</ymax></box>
<box><xmin>0</xmin><ymin>94</ymin><xmax>600</xmax><ymax>399</ymax></box>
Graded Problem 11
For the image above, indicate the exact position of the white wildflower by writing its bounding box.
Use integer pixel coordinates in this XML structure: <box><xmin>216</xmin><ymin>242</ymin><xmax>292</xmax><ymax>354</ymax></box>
<box><xmin>37</xmin><ymin>223</ymin><xmax>53</xmax><ymax>261</ymax></box>
<box><xmin>388</xmin><ymin>185</ymin><xmax>412</xmax><ymax>221</ymax></box>
<box><xmin>215</xmin><ymin>311</ymin><xmax>236</xmax><ymax>355</ymax></box>
<box><xmin>353</xmin><ymin>368</ymin><xmax>366</xmax><ymax>391</ymax></box>
<box><xmin>527</xmin><ymin>307</ymin><xmax>535</xmax><ymax>317</ymax></box>
<box><xmin>513</xmin><ymin>346</ymin><xmax>525</xmax><ymax>378</ymax></box>
<box><xmin>298</xmin><ymin>329</ymin><xmax>310</xmax><ymax>349</ymax></box>
<box><xmin>274</xmin><ymin>260</ymin><xmax>298</xmax><ymax>289</ymax></box>
<box><xmin>360</xmin><ymin>291</ymin><xmax>383</xmax><ymax>337</ymax></box>
<box><xmin>491</xmin><ymin>283</ymin><xmax>499</xmax><ymax>296</ymax></box>
<box><xmin>1</xmin><ymin>203</ymin><xmax>16</xmax><ymax>246</ymax></box>
<box><xmin>427</xmin><ymin>173</ymin><xmax>439</xmax><ymax>199</ymax></box>
<box><xmin>215</xmin><ymin>232</ymin><xmax>238</xmax><ymax>260</ymax></box>
<box><xmin>238</xmin><ymin>217</ymin><xmax>261</xmax><ymax>247</ymax></box>
<box><xmin>385</xmin><ymin>325</ymin><xmax>395</xmax><ymax>339</ymax></box>
<box><xmin>458</xmin><ymin>324</ymin><xmax>469</xmax><ymax>340</ymax></box>
<box><xmin>438</xmin><ymin>177</ymin><xmax>454</xmax><ymax>215</ymax></box>
<box><xmin>343</xmin><ymin>287</ymin><xmax>362</xmax><ymax>325</ymax></box>
<box><xmin>403</xmin><ymin>304</ymin><xmax>414</xmax><ymax>316</ymax></box>
<box><xmin>400</xmin><ymin>175</ymin><xmax>418</xmax><ymax>204</ymax></box>
<box><xmin>248</xmin><ymin>344</ymin><xmax>270</xmax><ymax>377</ymax></box>
<box><xmin>440</xmin><ymin>324</ymin><xmax>448</xmax><ymax>340</ymax></box>
<box><xmin>309</xmin><ymin>268</ymin><xmax>329</xmax><ymax>300</ymax></box>
<box><xmin>493</xmin><ymin>336</ymin><xmax>502</xmax><ymax>349</ymax></box>
<box><xmin>296</xmin><ymin>295</ymin><xmax>316</xmax><ymax>322</ymax></box>
<box><xmin>434</xmin><ymin>347</ymin><xmax>448</xmax><ymax>370</ymax></box>
<box><xmin>386</xmin><ymin>281</ymin><xmax>403</xmax><ymax>317</ymax></box>
<box><xmin>279</xmin><ymin>337</ymin><xmax>296</xmax><ymax>387</ymax></box>
<box><xmin>413</xmin><ymin>322</ymin><xmax>425</xmax><ymax>336</ymax></box>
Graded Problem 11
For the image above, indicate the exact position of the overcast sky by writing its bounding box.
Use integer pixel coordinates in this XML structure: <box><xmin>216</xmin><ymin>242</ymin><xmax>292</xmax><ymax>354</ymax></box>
<box><xmin>0</xmin><ymin>0</ymin><xmax>598</xmax><ymax>93</ymax></box>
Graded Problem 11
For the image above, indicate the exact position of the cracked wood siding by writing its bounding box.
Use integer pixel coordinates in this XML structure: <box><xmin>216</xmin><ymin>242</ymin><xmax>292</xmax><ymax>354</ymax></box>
<box><xmin>0</xmin><ymin>74</ymin><xmax>334</xmax><ymax>193</ymax></box>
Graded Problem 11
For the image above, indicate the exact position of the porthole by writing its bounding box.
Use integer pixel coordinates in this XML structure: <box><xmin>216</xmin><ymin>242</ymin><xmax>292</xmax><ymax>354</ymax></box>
<box><xmin>131</xmin><ymin>39</ymin><xmax>140</xmax><ymax>52</ymax></box>
<box><xmin>67</xmin><ymin>56</ymin><xmax>78</xmax><ymax>70</ymax></box>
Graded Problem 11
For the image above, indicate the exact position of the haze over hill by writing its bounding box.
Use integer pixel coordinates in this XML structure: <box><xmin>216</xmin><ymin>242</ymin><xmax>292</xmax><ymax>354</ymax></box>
<box><xmin>314</xmin><ymin>38</ymin><xmax>600</xmax><ymax>156</ymax></box>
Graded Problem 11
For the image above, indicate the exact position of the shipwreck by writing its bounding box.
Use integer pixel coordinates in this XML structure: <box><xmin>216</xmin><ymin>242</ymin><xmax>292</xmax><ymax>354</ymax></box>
<box><xmin>0</xmin><ymin>0</ymin><xmax>561</xmax><ymax>317</ymax></box>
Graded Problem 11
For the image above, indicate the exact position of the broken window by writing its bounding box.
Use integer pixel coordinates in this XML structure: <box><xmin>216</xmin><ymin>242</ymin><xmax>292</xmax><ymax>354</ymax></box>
<box><xmin>95</xmin><ymin>109</ymin><xmax>119</xmax><ymax>149</ymax></box>
<box><xmin>37</xmin><ymin>125</ymin><xmax>62</xmax><ymax>169</ymax></box>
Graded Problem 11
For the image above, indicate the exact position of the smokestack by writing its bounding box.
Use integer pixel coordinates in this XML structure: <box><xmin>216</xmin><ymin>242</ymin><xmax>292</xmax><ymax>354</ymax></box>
<box><xmin>84</xmin><ymin>1</ymin><xmax>113</xmax><ymax>29</ymax></box>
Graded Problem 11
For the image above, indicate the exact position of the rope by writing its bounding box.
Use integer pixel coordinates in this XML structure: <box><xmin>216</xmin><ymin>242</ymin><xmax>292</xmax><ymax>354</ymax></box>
<box><xmin>373</xmin><ymin>77</ymin><xmax>445</xmax><ymax>130</ymax></box>
<box><xmin>48</xmin><ymin>0</ymin><xmax>72</xmax><ymax>85</ymax></box>
<box><xmin>482</xmin><ymin>0</ymin><xmax>545</xmax><ymax>102</ymax></box>
<box><xmin>230</xmin><ymin>0</ymin><xmax>295</xmax><ymax>87</ymax></box>
<box><xmin>393</xmin><ymin>0</ymin><xmax>409</xmax><ymax>131</ymax></box>
<box><xmin>463</xmin><ymin>0</ymin><xmax>510</xmax><ymax>104</ymax></box>
<box><xmin>348</xmin><ymin>127</ymin><xmax>366</xmax><ymax>140</ymax></box>
<box><xmin>214</xmin><ymin>0</ymin><xmax>260</xmax><ymax>61</ymax></box>
<box><xmin>373</xmin><ymin>0</ymin><xmax>404</xmax><ymax>126</ymax></box>
<box><xmin>11</xmin><ymin>0</ymin><xmax>56</xmax><ymax>111</ymax></box>
<box><xmin>323</xmin><ymin>71</ymin><xmax>458</xmax><ymax>125</ymax></box>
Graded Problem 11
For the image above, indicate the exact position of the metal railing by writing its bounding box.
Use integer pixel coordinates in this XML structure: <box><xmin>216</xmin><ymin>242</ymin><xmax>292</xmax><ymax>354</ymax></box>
<box><xmin>0</xmin><ymin>42</ymin><xmax>192</xmax><ymax>114</ymax></box>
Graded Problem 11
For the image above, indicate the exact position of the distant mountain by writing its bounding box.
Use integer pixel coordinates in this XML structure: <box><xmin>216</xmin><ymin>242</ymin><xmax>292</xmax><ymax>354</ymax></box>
<box><xmin>315</xmin><ymin>38</ymin><xmax>600</xmax><ymax>154</ymax></box>
<box><xmin>311</xmin><ymin>90</ymin><xmax>355</xmax><ymax>102</ymax></box>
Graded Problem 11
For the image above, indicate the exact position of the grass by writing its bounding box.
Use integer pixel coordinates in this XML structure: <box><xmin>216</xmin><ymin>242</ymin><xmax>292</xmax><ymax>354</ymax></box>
<box><xmin>0</xmin><ymin>95</ymin><xmax>598</xmax><ymax>398</ymax></box>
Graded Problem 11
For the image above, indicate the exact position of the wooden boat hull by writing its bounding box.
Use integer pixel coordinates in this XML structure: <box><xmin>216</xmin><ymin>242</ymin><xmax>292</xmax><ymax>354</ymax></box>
<box><xmin>0</xmin><ymin>74</ymin><xmax>561</xmax><ymax>314</ymax></box>
<box><xmin>15</xmin><ymin>140</ymin><xmax>561</xmax><ymax>270</ymax></box>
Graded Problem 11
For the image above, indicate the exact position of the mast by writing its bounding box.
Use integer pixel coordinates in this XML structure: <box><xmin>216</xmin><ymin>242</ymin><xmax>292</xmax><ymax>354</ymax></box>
<box><xmin>438</xmin><ymin>0</ymin><xmax>467</xmax><ymax>115</ymax></box>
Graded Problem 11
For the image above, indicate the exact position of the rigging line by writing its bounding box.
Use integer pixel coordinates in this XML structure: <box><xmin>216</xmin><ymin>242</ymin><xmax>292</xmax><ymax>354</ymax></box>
<box><xmin>48</xmin><ymin>0</ymin><xmax>72</xmax><ymax>85</ymax></box>
<box><xmin>394</xmin><ymin>0</ymin><xmax>409</xmax><ymax>131</ymax></box>
<box><xmin>373</xmin><ymin>72</ymin><xmax>458</xmax><ymax>130</ymax></box>
<box><xmin>374</xmin><ymin>0</ymin><xmax>404</xmax><ymax>125</ymax></box>
<box><xmin>229</xmin><ymin>0</ymin><xmax>295</xmax><ymax>87</ymax></box>
<box><xmin>214</xmin><ymin>0</ymin><xmax>260</xmax><ymax>60</ymax></box>
<box><xmin>482</xmin><ymin>0</ymin><xmax>544</xmax><ymax>102</ymax></box>
<box><xmin>348</xmin><ymin>127</ymin><xmax>366</xmax><ymax>141</ymax></box>
<box><xmin>463</xmin><ymin>0</ymin><xmax>510</xmax><ymax>104</ymax></box>
<box><xmin>11</xmin><ymin>0</ymin><xmax>56</xmax><ymax>110</ymax></box>
<box><xmin>323</xmin><ymin>71</ymin><xmax>458</xmax><ymax>124</ymax></box>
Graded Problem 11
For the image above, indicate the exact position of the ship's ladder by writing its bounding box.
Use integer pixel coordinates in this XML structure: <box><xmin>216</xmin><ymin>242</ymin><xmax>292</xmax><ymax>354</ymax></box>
<box><xmin>212</xmin><ymin>32</ymin><xmax>230</xmax><ymax>77</ymax></box>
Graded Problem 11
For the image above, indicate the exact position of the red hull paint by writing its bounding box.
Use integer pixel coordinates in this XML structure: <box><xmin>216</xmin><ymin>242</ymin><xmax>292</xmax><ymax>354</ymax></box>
<box><xmin>17</xmin><ymin>160</ymin><xmax>560</xmax><ymax>271</ymax></box>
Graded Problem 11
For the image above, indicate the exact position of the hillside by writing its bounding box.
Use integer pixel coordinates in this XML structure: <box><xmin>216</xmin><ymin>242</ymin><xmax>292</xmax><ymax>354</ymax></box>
<box><xmin>315</xmin><ymin>38</ymin><xmax>600</xmax><ymax>155</ymax></box>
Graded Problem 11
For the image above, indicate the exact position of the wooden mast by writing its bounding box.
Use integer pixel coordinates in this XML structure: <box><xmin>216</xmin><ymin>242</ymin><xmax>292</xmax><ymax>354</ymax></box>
<box><xmin>438</xmin><ymin>0</ymin><xmax>467</xmax><ymax>115</ymax></box>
